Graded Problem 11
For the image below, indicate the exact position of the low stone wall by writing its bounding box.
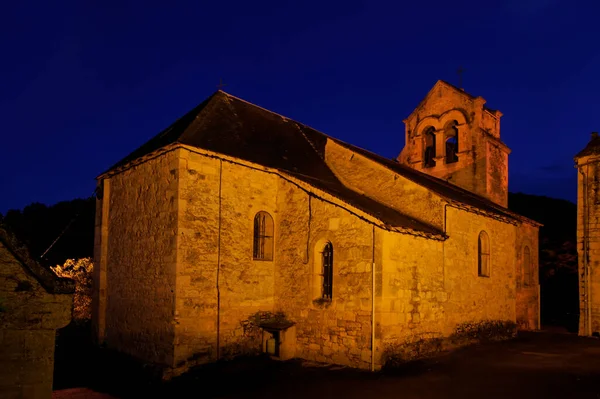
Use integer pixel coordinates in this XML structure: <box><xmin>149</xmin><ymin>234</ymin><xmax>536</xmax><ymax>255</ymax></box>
<box><xmin>381</xmin><ymin>320</ymin><xmax>517</xmax><ymax>368</ymax></box>
<box><xmin>0</xmin><ymin>330</ymin><xmax>57</xmax><ymax>398</ymax></box>
<box><xmin>0</xmin><ymin>227</ymin><xmax>74</xmax><ymax>399</ymax></box>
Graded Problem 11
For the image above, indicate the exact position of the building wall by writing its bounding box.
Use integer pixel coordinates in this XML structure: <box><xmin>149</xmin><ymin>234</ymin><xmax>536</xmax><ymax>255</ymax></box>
<box><xmin>515</xmin><ymin>222</ymin><xmax>540</xmax><ymax>330</ymax></box>
<box><xmin>377</xmin><ymin>230</ymin><xmax>445</xmax><ymax>359</ymax></box>
<box><xmin>0</xmin><ymin>241</ymin><xmax>72</xmax><ymax>399</ymax></box>
<box><xmin>325</xmin><ymin>140</ymin><xmax>445</xmax><ymax>230</ymax></box>
<box><xmin>174</xmin><ymin>149</ymin><xmax>278</xmax><ymax>367</ymax></box>
<box><xmin>377</xmin><ymin>206</ymin><xmax>518</xmax><ymax>362</ymax></box>
<box><xmin>92</xmin><ymin>178</ymin><xmax>109</xmax><ymax>344</ymax></box>
<box><xmin>275</xmin><ymin>178</ymin><xmax>376</xmax><ymax>369</ymax></box>
<box><xmin>576</xmin><ymin>157</ymin><xmax>600</xmax><ymax>336</ymax></box>
<box><xmin>172</xmin><ymin>149</ymin><xmax>381</xmax><ymax>371</ymax></box>
<box><xmin>486</xmin><ymin>141</ymin><xmax>509</xmax><ymax>207</ymax></box>
<box><xmin>443</xmin><ymin>207</ymin><xmax>516</xmax><ymax>322</ymax></box>
<box><xmin>95</xmin><ymin>145</ymin><xmax>533</xmax><ymax>373</ymax></box>
<box><xmin>101</xmin><ymin>151</ymin><xmax>180</xmax><ymax>366</ymax></box>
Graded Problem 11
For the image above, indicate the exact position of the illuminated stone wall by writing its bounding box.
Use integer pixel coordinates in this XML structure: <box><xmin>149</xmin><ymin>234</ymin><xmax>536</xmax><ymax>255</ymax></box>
<box><xmin>325</xmin><ymin>140</ymin><xmax>445</xmax><ymax>230</ymax></box>
<box><xmin>96</xmin><ymin>136</ymin><xmax>537</xmax><ymax>374</ymax></box>
<box><xmin>173</xmin><ymin>149</ymin><xmax>375</xmax><ymax>370</ymax></box>
<box><xmin>101</xmin><ymin>151</ymin><xmax>180</xmax><ymax>366</ymax></box>
<box><xmin>376</xmin><ymin>207</ymin><xmax>525</xmax><ymax>364</ymax></box>
<box><xmin>0</xmin><ymin>240</ymin><xmax>72</xmax><ymax>398</ymax></box>
<box><xmin>576</xmin><ymin>153</ymin><xmax>600</xmax><ymax>336</ymax></box>
<box><xmin>323</xmin><ymin>136</ymin><xmax>538</xmax><ymax>365</ymax></box>
<box><xmin>515</xmin><ymin>221</ymin><xmax>540</xmax><ymax>330</ymax></box>
<box><xmin>275</xmin><ymin>178</ymin><xmax>375</xmax><ymax>369</ymax></box>
<box><xmin>173</xmin><ymin>149</ymin><xmax>278</xmax><ymax>368</ymax></box>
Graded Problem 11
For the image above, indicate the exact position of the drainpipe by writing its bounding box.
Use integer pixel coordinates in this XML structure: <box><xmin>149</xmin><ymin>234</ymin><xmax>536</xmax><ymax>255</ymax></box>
<box><xmin>443</xmin><ymin>204</ymin><xmax>449</xmax><ymax>290</ymax></box>
<box><xmin>371</xmin><ymin>225</ymin><xmax>376</xmax><ymax>371</ymax></box>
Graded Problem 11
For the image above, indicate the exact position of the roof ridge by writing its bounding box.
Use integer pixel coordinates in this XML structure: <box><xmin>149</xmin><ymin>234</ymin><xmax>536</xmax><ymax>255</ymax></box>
<box><xmin>438</xmin><ymin>80</ymin><xmax>476</xmax><ymax>98</ymax></box>
<box><xmin>178</xmin><ymin>91</ymin><xmax>237</xmax><ymax>143</ymax></box>
<box><xmin>219</xmin><ymin>91</ymin><xmax>295</xmax><ymax>124</ymax></box>
<box><xmin>294</xmin><ymin>122</ymin><xmax>326</xmax><ymax>160</ymax></box>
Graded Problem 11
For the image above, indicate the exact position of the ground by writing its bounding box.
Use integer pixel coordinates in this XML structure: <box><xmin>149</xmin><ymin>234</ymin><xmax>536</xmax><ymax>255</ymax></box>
<box><xmin>53</xmin><ymin>330</ymin><xmax>600</xmax><ymax>399</ymax></box>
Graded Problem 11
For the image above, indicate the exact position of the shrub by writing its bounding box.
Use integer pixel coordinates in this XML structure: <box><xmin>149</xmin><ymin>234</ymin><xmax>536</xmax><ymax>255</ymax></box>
<box><xmin>382</xmin><ymin>320</ymin><xmax>517</xmax><ymax>369</ymax></box>
<box><xmin>52</xmin><ymin>258</ymin><xmax>93</xmax><ymax>322</ymax></box>
<box><xmin>451</xmin><ymin>320</ymin><xmax>517</xmax><ymax>343</ymax></box>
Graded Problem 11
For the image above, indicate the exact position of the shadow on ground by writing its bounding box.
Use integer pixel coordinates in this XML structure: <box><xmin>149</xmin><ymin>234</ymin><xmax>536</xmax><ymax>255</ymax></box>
<box><xmin>54</xmin><ymin>327</ymin><xmax>600</xmax><ymax>399</ymax></box>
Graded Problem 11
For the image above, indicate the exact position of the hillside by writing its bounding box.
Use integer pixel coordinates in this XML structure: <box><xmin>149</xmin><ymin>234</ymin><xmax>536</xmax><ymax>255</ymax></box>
<box><xmin>0</xmin><ymin>197</ymin><xmax>95</xmax><ymax>267</ymax></box>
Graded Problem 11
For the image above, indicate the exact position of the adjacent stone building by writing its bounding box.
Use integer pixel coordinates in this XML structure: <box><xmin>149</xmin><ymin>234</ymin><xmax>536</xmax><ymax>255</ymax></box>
<box><xmin>575</xmin><ymin>133</ymin><xmax>600</xmax><ymax>336</ymax></box>
<box><xmin>92</xmin><ymin>80</ymin><xmax>540</xmax><ymax>375</ymax></box>
<box><xmin>0</xmin><ymin>222</ymin><xmax>74</xmax><ymax>398</ymax></box>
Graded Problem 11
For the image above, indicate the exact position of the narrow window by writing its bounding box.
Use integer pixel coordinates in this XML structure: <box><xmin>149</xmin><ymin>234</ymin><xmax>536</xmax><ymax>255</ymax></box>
<box><xmin>478</xmin><ymin>231</ymin><xmax>490</xmax><ymax>277</ymax></box>
<box><xmin>253</xmin><ymin>211</ymin><xmax>274</xmax><ymax>261</ymax></box>
<box><xmin>445</xmin><ymin>121</ymin><xmax>459</xmax><ymax>163</ymax></box>
<box><xmin>423</xmin><ymin>127</ymin><xmax>436</xmax><ymax>168</ymax></box>
<box><xmin>523</xmin><ymin>246</ymin><xmax>531</xmax><ymax>286</ymax></box>
<box><xmin>321</xmin><ymin>242</ymin><xmax>333</xmax><ymax>299</ymax></box>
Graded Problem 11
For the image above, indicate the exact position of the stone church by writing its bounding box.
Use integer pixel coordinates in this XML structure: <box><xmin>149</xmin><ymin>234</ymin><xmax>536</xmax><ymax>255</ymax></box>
<box><xmin>92</xmin><ymin>80</ymin><xmax>540</xmax><ymax>375</ymax></box>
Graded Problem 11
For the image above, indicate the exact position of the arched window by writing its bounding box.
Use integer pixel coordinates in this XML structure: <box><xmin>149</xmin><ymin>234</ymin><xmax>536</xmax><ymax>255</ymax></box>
<box><xmin>445</xmin><ymin>121</ymin><xmax>458</xmax><ymax>164</ymax></box>
<box><xmin>253</xmin><ymin>211</ymin><xmax>274</xmax><ymax>261</ymax></box>
<box><xmin>523</xmin><ymin>246</ymin><xmax>531</xmax><ymax>286</ymax></box>
<box><xmin>321</xmin><ymin>242</ymin><xmax>333</xmax><ymax>299</ymax></box>
<box><xmin>423</xmin><ymin>127</ymin><xmax>436</xmax><ymax>168</ymax></box>
<box><xmin>478</xmin><ymin>231</ymin><xmax>490</xmax><ymax>277</ymax></box>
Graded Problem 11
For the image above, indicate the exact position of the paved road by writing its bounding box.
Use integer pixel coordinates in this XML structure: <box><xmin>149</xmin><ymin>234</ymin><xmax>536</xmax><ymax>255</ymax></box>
<box><xmin>64</xmin><ymin>332</ymin><xmax>600</xmax><ymax>399</ymax></box>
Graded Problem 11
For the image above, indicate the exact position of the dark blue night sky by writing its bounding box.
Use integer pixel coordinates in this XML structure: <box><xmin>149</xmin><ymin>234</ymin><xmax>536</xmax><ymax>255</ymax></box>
<box><xmin>1</xmin><ymin>0</ymin><xmax>599</xmax><ymax>213</ymax></box>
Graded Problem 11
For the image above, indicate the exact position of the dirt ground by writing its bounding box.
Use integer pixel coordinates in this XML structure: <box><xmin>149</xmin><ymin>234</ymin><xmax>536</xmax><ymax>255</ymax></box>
<box><xmin>54</xmin><ymin>331</ymin><xmax>600</xmax><ymax>399</ymax></box>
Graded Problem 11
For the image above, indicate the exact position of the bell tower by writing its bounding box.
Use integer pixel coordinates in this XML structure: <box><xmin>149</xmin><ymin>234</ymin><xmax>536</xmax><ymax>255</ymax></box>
<box><xmin>397</xmin><ymin>80</ymin><xmax>510</xmax><ymax>207</ymax></box>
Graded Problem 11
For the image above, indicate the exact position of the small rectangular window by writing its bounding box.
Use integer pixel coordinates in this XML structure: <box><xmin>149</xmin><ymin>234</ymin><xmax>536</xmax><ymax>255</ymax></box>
<box><xmin>478</xmin><ymin>231</ymin><xmax>490</xmax><ymax>277</ymax></box>
<box><xmin>253</xmin><ymin>212</ymin><xmax>274</xmax><ymax>261</ymax></box>
<box><xmin>321</xmin><ymin>242</ymin><xmax>333</xmax><ymax>299</ymax></box>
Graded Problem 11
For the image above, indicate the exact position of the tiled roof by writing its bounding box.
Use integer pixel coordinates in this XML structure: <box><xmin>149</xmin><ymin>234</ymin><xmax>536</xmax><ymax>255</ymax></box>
<box><xmin>575</xmin><ymin>133</ymin><xmax>600</xmax><ymax>159</ymax></box>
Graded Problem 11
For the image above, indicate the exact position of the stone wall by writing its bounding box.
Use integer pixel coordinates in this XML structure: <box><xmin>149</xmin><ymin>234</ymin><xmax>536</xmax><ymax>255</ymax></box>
<box><xmin>174</xmin><ymin>149</ymin><xmax>278</xmax><ymax>367</ymax></box>
<box><xmin>0</xmin><ymin>240</ymin><xmax>72</xmax><ymax>399</ymax></box>
<box><xmin>377</xmin><ymin>206</ymin><xmax>518</xmax><ymax>364</ymax></box>
<box><xmin>486</xmin><ymin>141</ymin><xmax>509</xmax><ymax>207</ymax></box>
<box><xmin>377</xmin><ymin>230</ymin><xmax>445</xmax><ymax>359</ymax></box>
<box><xmin>515</xmin><ymin>221</ymin><xmax>540</xmax><ymax>330</ymax></box>
<box><xmin>95</xmin><ymin>143</ymin><xmax>534</xmax><ymax>374</ymax></box>
<box><xmin>443</xmin><ymin>207</ymin><xmax>516</xmax><ymax>322</ymax></box>
<box><xmin>92</xmin><ymin>178</ymin><xmax>109</xmax><ymax>344</ymax></box>
<box><xmin>275</xmin><ymin>178</ymin><xmax>375</xmax><ymax>369</ymax></box>
<box><xmin>325</xmin><ymin>140</ymin><xmax>445</xmax><ymax>230</ymax></box>
<box><xmin>576</xmin><ymin>157</ymin><xmax>600</xmax><ymax>335</ymax></box>
<box><xmin>102</xmin><ymin>151</ymin><xmax>180</xmax><ymax>366</ymax></box>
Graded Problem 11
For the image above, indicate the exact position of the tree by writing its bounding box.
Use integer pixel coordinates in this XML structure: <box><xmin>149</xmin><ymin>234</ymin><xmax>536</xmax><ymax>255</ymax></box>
<box><xmin>2</xmin><ymin>197</ymin><xmax>95</xmax><ymax>267</ymax></box>
<box><xmin>51</xmin><ymin>258</ymin><xmax>93</xmax><ymax>322</ymax></box>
